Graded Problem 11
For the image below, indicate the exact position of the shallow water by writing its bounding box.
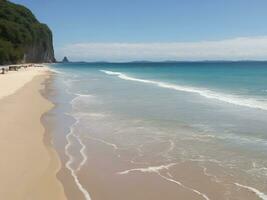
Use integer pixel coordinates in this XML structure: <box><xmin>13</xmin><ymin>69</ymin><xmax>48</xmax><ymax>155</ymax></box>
<box><xmin>48</xmin><ymin>62</ymin><xmax>267</xmax><ymax>200</ymax></box>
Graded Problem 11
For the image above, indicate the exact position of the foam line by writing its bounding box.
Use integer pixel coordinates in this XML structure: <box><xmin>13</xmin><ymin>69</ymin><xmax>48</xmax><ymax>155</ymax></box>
<box><xmin>158</xmin><ymin>172</ymin><xmax>210</xmax><ymax>200</ymax></box>
<box><xmin>117</xmin><ymin>163</ymin><xmax>176</xmax><ymax>175</ymax></box>
<box><xmin>235</xmin><ymin>183</ymin><xmax>267</xmax><ymax>200</ymax></box>
<box><xmin>118</xmin><ymin>163</ymin><xmax>210</xmax><ymax>200</ymax></box>
<box><xmin>65</xmin><ymin>112</ymin><xmax>92</xmax><ymax>200</ymax></box>
<box><xmin>202</xmin><ymin>166</ymin><xmax>220</xmax><ymax>183</ymax></box>
<box><xmin>166</xmin><ymin>139</ymin><xmax>175</xmax><ymax>153</ymax></box>
<box><xmin>86</xmin><ymin>136</ymin><xmax>118</xmax><ymax>150</ymax></box>
<box><xmin>101</xmin><ymin>70</ymin><xmax>267</xmax><ymax>111</ymax></box>
<box><xmin>75</xmin><ymin>135</ymin><xmax>88</xmax><ymax>172</ymax></box>
<box><xmin>45</xmin><ymin>65</ymin><xmax>64</xmax><ymax>74</ymax></box>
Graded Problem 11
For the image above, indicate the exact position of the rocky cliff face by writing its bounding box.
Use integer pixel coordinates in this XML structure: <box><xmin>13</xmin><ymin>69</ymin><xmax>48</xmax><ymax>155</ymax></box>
<box><xmin>24</xmin><ymin>24</ymin><xmax>56</xmax><ymax>63</ymax></box>
<box><xmin>0</xmin><ymin>0</ymin><xmax>56</xmax><ymax>64</ymax></box>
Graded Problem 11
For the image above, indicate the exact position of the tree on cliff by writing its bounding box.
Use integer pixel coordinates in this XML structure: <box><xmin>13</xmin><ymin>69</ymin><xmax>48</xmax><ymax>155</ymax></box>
<box><xmin>0</xmin><ymin>0</ymin><xmax>56</xmax><ymax>64</ymax></box>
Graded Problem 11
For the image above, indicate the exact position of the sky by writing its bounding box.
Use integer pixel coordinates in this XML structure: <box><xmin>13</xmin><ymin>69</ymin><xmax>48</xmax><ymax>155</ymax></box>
<box><xmin>12</xmin><ymin>0</ymin><xmax>267</xmax><ymax>61</ymax></box>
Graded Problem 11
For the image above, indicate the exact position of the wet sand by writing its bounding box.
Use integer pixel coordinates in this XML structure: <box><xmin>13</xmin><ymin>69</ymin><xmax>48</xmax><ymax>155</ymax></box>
<box><xmin>0</xmin><ymin>69</ymin><xmax>66</xmax><ymax>200</ymax></box>
<box><xmin>42</xmin><ymin>76</ymin><xmax>86</xmax><ymax>200</ymax></box>
<box><xmin>43</xmin><ymin>109</ymin><xmax>262</xmax><ymax>200</ymax></box>
<box><xmin>72</xmin><ymin>136</ymin><xmax>262</xmax><ymax>200</ymax></box>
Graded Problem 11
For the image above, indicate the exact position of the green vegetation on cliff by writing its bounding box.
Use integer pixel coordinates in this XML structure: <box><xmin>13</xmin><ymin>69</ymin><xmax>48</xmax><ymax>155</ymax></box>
<box><xmin>0</xmin><ymin>0</ymin><xmax>55</xmax><ymax>64</ymax></box>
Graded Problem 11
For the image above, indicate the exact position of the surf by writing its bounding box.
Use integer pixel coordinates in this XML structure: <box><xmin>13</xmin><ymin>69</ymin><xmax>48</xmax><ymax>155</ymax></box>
<box><xmin>101</xmin><ymin>70</ymin><xmax>267</xmax><ymax>111</ymax></box>
<box><xmin>235</xmin><ymin>183</ymin><xmax>267</xmax><ymax>200</ymax></box>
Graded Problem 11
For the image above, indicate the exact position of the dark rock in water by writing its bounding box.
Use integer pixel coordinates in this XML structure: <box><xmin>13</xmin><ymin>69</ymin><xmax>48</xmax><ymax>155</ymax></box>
<box><xmin>62</xmin><ymin>56</ymin><xmax>69</xmax><ymax>63</ymax></box>
<box><xmin>0</xmin><ymin>0</ymin><xmax>56</xmax><ymax>64</ymax></box>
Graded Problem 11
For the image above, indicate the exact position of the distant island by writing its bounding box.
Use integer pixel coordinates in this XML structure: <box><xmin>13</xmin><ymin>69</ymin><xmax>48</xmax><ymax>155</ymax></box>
<box><xmin>62</xmin><ymin>56</ymin><xmax>69</xmax><ymax>63</ymax></box>
<box><xmin>0</xmin><ymin>0</ymin><xmax>55</xmax><ymax>65</ymax></box>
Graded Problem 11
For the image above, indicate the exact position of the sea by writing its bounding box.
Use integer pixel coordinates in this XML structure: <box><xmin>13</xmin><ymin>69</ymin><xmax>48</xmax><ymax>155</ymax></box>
<box><xmin>46</xmin><ymin>62</ymin><xmax>267</xmax><ymax>200</ymax></box>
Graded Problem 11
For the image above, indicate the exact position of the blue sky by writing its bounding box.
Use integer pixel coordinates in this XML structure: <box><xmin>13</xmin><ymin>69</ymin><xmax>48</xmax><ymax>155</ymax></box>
<box><xmin>12</xmin><ymin>0</ymin><xmax>267</xmax><ymax>61</ymax></box>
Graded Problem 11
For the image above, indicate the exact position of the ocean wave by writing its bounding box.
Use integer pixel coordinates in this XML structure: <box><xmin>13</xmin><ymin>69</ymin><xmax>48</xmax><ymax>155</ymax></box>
<box><xmin>46</xmin><ymin>65</ymin><xmax>65</xmax><ymax>74</ymax></box>
<box><xmin>235</xmin><ymin>183</ymin><xmax>267</xmax><ymax>200</ymax></box>
<box><xmin>100</xmin><ymin>70</ymin><xmax>267</xmax><ymax>111</ymax></box>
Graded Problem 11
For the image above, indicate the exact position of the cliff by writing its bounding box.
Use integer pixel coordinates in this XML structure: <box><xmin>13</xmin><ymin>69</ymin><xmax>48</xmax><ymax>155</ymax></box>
<box><xmin>0</xmin><ymin>0</ymin><xmax>56</xmax><ymax>64</ymax></box>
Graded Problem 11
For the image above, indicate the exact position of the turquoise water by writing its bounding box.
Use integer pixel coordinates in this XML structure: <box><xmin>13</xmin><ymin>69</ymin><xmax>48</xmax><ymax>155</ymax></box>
<box><xmin>53</xmin><ymin>62</ymin><xmax>267</xmax><ymax>138</ymax></box>
<box><xmin>55</xmin><ymin>62</ymin><xmax>267</xmax><ymax>107</ymax></box>
<box><xmin>50</xmin><ymin>62</ymin><xmax>267</xmax><ymax>200</ymax></box>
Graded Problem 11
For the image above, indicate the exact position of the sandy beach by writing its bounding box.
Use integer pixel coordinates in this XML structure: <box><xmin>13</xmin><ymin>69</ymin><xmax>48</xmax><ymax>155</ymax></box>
<box><xmin>2</xmin><ymin>1</ymin><xmax>267</xmax><ymax>199</ymax></box>
<box><xmin>1</xmin><ymin>64</ymin><xmax>265</xmax><ymax>200</ymax></box>
<box><xmin>0</xmin><ymin>66</ymin><xmax>66</xmax><ymax>200</ymax></box>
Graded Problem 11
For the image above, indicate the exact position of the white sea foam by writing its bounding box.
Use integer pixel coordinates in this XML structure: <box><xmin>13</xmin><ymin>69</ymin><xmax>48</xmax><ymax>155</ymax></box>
<box><xmin>209</xmin><ymin>132</ymin><xmax>267</xmax><ymax>147</ymax></box>
<box><xmin>86</xmin><ymin>136</ymin><xmax>119</xmax><ymax>150</ymax></box>
<box><xmin>182</xmin><ymin>134</ymin><xmax>216</xmax><ymax>143</ymax></box>
<box><xmin>247</xmin><ymin>162</ymin><xmax>267</xmax><ymax>177</ymax></box>
<box><xmin>202</xmin><ymin>166</ymin><xmax>221</xmax><ymax>183</ymax></box>
<box><xmin>46</xmin><ymin>65</ymin><xmax>65</xmax><ymax>74</ymax></box>
<box><xmin>75</xmin><ymin>135</ymin><xmax>88</xmax><ymax>172</ymax></box>
<box><xmin>189</xmin><ymin>158</ymin><xmax>222</xmax><ymax>164</ymax></box>
<box><xmin>65</xmin><ymin>114</ymin><xmax>92</xmax><ymax>200</ymax></box>
<box><xmin>101</xmin><ymin>70</ymin><xmax>267</xmax><ymax>111</ymax></box>
<box><xmin>166</xmin><ymin>172</ymin><xmax>173</xmax><ymax>178</ymax></box>
<box><xmin>158</xmin><ymin>173</ymin><xmax>210</xmax><ymax>200</ymax></box>
<box><xmin>166</xmin><ymin>140</ymin><xmax>175</xmax><ymax>153</ymax></box>
<box><xmin>235</xmin><ymin>183</ymin><xmax>267</xmax><ymax>200</ymax></box>
<box><xmin>50</xmin><ymin>68</ymin><xmax>64</xmax><ymax>74</ymax></box>
<box><xmin>72</xmin><ymin>93</ymin><xmax>96</xmax><ymax>103</ymax></box>
<box><xmin>159</xmin><ymin>140</ymin><xmax>175</xmax><ymax>161</ymax></box>
<box><xmin>74</xmin><ymin>93</ymin><xmax>95</xmax><ymax>97</ymax></box>
<box><xmin>118</xmin><ymin>163</ymin><xmax>210</xmax><ymax>200</ymax></box>
<box><xmin>70</xmin><ymin>93</ymin><xmax>98</xmax><ymax>111</ymax></box>
<box><xmin>117</xmin><ymin>163</ymin><xmax>176</xmax><ymax>175</ymax></box>
<box><xmin>74</xmin><ymin>112</ymin><xmax>106</xmax><ymax>120</ymax></box>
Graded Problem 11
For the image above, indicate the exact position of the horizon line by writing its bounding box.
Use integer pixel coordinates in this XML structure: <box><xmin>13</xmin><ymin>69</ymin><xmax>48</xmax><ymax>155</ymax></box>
<box><xmin>57</xmin><ymin>59</ymin><xmax>267</xmax><ymax>64</ymax></box>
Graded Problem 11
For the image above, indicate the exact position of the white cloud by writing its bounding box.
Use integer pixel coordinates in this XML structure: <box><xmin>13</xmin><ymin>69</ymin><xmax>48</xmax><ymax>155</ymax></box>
<box><xmin>57</xmin><ymin>36</ymin><xmax>267</xmax><ymax>61</ymax></box>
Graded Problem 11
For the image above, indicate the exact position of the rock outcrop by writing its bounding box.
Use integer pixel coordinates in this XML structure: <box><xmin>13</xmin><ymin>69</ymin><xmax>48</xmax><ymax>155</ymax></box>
<box><xmin>0</xmin><ymin>0</ymin><xmax>56</xmax><ymax>64</ymax></box>
<box><xmin>62</xmin><ymin>56</ymin><xmax>69</xmax><ymax>63</ymax></box>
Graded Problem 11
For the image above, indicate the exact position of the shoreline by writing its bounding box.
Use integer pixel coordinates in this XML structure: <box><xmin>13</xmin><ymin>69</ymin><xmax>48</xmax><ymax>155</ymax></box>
<box><xmin>2</xmin><ymin>63</ymin><xmax>266</xmax><ymax>199</ymax></box>
<box><xmin>0</xmin><ymin>67</ymin><xmax>67</xmax><ymax>199</ymax></box>
<box><xmin>42</xmin><ymin>75</ymin><xmax>87</xmax><ymax>200</ymax></box>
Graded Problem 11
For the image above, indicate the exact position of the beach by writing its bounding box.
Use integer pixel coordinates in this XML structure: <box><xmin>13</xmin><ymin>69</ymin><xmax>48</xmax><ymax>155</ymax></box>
<box><xmin>0</xmin><ymin>63</ymin><xmax>267</xmax><ymax>200</ymax></box>
<box><xmin>2</xmin><ymin>0</ymin><xmax>267</xmax><ymax>199</ymax></box>
<box><xmin>0</xmin><ymin>63</ymin><xmax>266</xmax><ymax>200</ymax></box>
<box><xmin>0</xmin><ymin>66</ymin><xmax>66</xmax><ymax>200</ymax></box>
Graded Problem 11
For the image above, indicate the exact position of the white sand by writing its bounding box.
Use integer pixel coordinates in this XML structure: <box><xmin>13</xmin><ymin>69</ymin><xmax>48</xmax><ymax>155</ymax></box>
<box><xmin>0</xmin><ymin>67</ymin><xmax>67</xmax><ymax>200</ymax></box>
<box><xmin>0</xmin><ymin>66</ymin><xmax>50</xmax><ymax>99</ymax></box>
